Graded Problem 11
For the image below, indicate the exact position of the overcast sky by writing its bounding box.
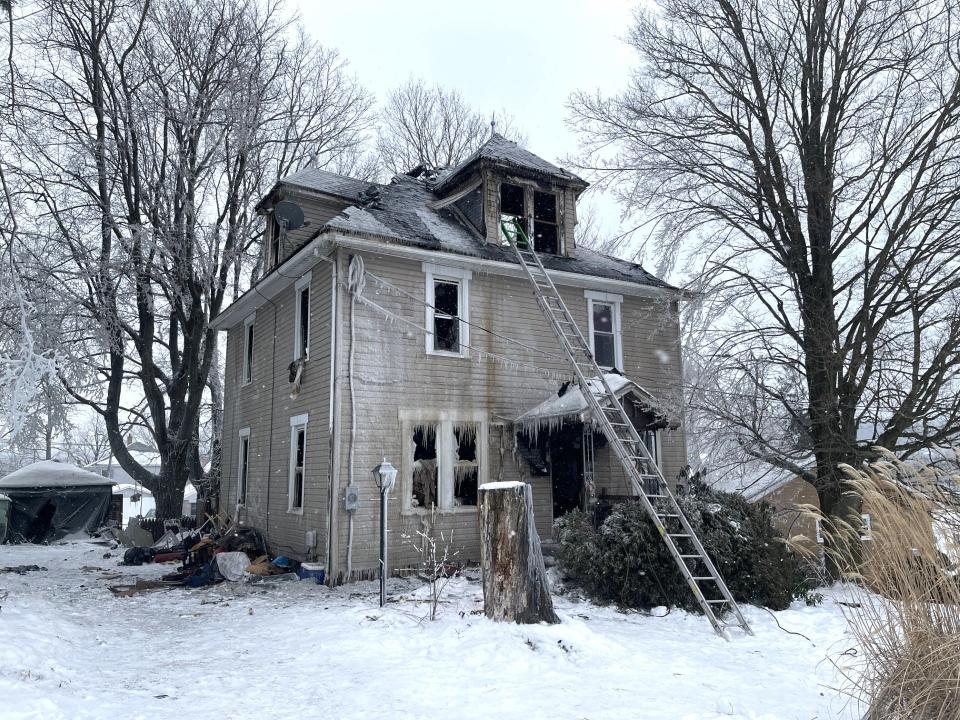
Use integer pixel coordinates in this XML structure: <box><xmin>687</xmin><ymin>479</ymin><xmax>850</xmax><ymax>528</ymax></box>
<box><xmin>294</xmin><ymin>0</ymin><xmax>640</xmax><ymax>237</ymax></box>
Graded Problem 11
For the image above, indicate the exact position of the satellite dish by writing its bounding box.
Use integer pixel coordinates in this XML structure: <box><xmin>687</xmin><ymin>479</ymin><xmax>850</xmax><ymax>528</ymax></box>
<box><xmin>273</xmin><ymin>200</ymin><xmax>305</xmax><ymax>232</ymax></box>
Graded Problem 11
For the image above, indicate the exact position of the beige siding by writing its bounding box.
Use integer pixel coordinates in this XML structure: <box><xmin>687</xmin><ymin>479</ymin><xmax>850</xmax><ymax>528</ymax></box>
<box><xmin>326</xmin><ymin>248</ymin><xmax>687</xmax><ymax>581</ymax></box>
<box><xmin>262</xmin><ymin>190</ymin><xmax>350</xmax><ymax>270</ymax></box>
<box><xmin>221</xmin><ymin>264</ymin><xmax>333</xmax><ymax>561</ymax></box>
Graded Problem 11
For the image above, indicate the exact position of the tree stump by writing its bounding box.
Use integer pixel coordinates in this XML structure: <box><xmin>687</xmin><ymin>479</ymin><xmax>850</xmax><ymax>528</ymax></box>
<box><xmin>479</xmin><ymin>481</ymin><xmax>559</xmax><ymax>624</ymax></box>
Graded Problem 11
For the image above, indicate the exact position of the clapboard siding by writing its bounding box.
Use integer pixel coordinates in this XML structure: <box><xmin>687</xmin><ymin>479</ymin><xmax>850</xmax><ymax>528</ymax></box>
<box><xmin>325</xmin><ymin>248</ymin><xmax>686</xmax><ymax>580</ymax></box>
<box><xmin>221</xmin><ymin>264</ymin><xmax>333</xmax><ymax>561</ymax></box>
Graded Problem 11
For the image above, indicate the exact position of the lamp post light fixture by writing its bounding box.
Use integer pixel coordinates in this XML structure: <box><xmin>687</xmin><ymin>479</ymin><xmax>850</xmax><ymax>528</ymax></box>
<box><xmin>372</xmin><ymin>458</ymin><xmax>398</xmax><ymax>608</ymax></box>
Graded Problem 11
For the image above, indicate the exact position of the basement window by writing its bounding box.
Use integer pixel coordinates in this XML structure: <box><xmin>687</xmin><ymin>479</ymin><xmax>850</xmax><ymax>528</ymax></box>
<box><xmin>533</xmin><ymin>191</ymin><xmax>559</xmax><ymax>255</ymax></box>
<box><xmin>453</xmin><ymin>423</ymin><xmax>479</xmax><ymax>507</ymax></box>
<box><xmin>411</xmin><ymin>424</ymin><xmax>439</xmax><ymax>509</ymax></box>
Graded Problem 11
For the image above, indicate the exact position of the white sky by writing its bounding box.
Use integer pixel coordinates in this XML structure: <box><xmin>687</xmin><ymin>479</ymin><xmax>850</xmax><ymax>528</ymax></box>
<box><xmin>294</xmin><ymin>0</ymin><xmax>640</xmax><ymax>234</ymax></box>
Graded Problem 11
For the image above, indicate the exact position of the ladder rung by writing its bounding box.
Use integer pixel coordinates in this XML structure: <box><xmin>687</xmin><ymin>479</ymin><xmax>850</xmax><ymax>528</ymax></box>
<box><xmin>706</xmin><ymin>599</ymin><xmax>729</xmax><ymax>604</ymax></box>
<box><xmin>679</xmin><ymin>554</ymin><xmax>701</xmax><ymax>559</ymax></box>
<box><xmin>657</xmin><ymin>513</ymin><xmax>680</xmax><ymax>518</ymax></box>
<box><xmin>668</xmin><ymin>533</ymin><xmax>692</xmax><ymax>538</ymax></box>
<box><xmin>692</xmin><ymin>577</ymin><xmax>717</xmax><ymax>581</ymax></box>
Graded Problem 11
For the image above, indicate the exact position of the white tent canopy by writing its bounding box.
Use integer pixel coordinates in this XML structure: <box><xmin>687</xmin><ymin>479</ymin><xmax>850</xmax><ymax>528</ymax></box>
<box><xmin>0</xmin><ymin>460</ymin><xmax>116</xmax><ymax>489</ymax></box>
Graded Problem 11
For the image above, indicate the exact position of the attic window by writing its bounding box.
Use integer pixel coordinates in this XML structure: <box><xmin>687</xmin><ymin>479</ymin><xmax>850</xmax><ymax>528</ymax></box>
<box><xmin>533</xmin><ymin>191</ymin><xmax>559</xmax><ymax>255</ymax></box>
<box><xmin>412</xmin><ymin>425</ymin><xmax>439</xmax><ymax>509</ymax></box>
<box><xmin>499</xmin><ymin>182</ymin><xmax>525</xmax><ymax>244</ymax></box>
<box><xmin>453</xmin><ymin>423</ymin><xmax>479</xmax><ymax>506</ymax></box>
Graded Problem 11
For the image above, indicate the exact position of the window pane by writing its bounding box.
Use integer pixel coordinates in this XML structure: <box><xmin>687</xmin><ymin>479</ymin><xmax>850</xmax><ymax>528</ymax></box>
<box><xmin>534</xmin><ymin>191</ymin><xmax>557</xmax><ymax>223</ymax></box>
<box><xmin>239</xmin><ymin>438</ymin><xmax>249</xmax><ymax>503</ymax></box>
<box><xmin>434</xmin><ymin>317</ymin><xmax>459</xmax><ymax>352</ymax></box>
<box><xmin>298</xmin><ymin>288</ymin><xmax>310</xmax><ymax>357</ymax></box>
<box><xmin>433</xmin><ymin>280</ymin><xmax>459</xmax><ymax>316</ymax></box>
<box><xmin>296</xmin><ymin>428</ymin><xmax>306</xmax><ymax>467</ymax></box>
<box><xmin>454</xmin><ymin>424</ymin><xmax>479</xmax><ymax>506</ymax></box>
<box><xmin>534</xmin><ymin>221</ymin><xmax>559</xmax><ymax>254</ymax></box>
<box><xmin>594</xmin><ymin>332</ymin><xmax>615</xmax><ymax>368</ymax></box>
<box><xmin>412</xmin><ymin>425</ymin><xmax>438</xmax><ymax>509</ymax></box>
<box><xmin>500</xmin><ymin>182</ymin><xmax>524</xmax><ymax>216</ymax></box>
<box><xmin>593</xmin><ymin>303</ymin><xmax>613</xmax><ymax>332</ymax></box>
<box><xmin>294</xmin><ymin>470</ymin><xmax>303</xmax><ymax>508</ymax></box>
<box><xmin>244</xmin><ymin>324</ymin><xmax>254</xmax><ymax>382</ymax></box>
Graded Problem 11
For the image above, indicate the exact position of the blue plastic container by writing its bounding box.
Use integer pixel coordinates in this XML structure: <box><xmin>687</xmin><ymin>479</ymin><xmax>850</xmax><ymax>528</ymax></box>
<box><xmin>297</xmin><ymin>562</ymin><xmax>325</xmax><ymax>584</ymax></box>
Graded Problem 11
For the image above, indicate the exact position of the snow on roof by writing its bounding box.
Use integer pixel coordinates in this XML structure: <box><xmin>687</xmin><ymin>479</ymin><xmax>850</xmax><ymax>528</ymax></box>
<box><xmin>324</xmin><ymin>174</ymin><xmax>674</xmax><ymax>290</ymax></box>
<box><xmin>479</xmin><ymin>481</ymin><xmax>525</xmax><ymax>491</ymax></box>
<box><xmin>279</xmin><ymin>166</ymin><xmax>375</xmax><ymax>201</ymax></box>
<box><xmin>433</xmin><ymin>133</ymin><xmax>586</xmax><ymax>193</ymax></box>
<box><xmin>514</xmin><ymin>374</ymin><xmax>677</xmax><ymax>437</ymax></box>
<box><xmin>112</xmin><ymin>483</ymin><xmax>154</xmax><ymax>497</ymax></box>
<box><xmin>0</xmin><ymin>460</ymin><xmax>115</xmax><ymax>489</ymax></box>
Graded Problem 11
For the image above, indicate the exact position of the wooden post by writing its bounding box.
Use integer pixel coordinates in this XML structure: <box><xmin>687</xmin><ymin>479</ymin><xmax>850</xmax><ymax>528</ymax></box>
<box><xmin>479</xmin><ymin>481</ymin><xmax>559</xmax><ymax>624</ymax></box>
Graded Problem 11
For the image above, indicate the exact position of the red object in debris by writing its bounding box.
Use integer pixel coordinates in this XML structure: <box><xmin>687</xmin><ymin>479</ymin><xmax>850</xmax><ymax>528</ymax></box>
<box><xmin>153</xmin><ymin>550</ymin><xmax>187</xmax><ymax>564</ymax></box>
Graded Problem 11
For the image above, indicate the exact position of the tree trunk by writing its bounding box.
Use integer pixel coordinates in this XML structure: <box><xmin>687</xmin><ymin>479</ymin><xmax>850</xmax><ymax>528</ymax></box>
<box><xmin>479</xmin><ymin>481</ymin><xmax>558</xmax><ymax>624</ymax></box>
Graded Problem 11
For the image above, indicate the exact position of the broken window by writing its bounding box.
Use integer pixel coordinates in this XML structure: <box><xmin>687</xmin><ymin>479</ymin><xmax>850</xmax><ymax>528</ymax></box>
<box><xmin>270</xmin><ymin>217</ymin><xmax>281</xmax><ymax>268</ymax></box>
<box><xmin>288</xmin><ymin>417</ymin><xmax>307</xmax><ymax>512</ymax></box>
<box><xmin>453</xmin><ymin>423</ymin><xmax>479</xmax><ymax>506</ymax></box>
<box><xmin>242</xmin><ymin>315</ymin><xmax>255</xmax><ymax>384</ymax></box>
<box><xmin>411</xmin><ymin>424</ymin><xmax>439</xmax><ymax>509</ymax></box>
<box><xmin>432</xmin><ymin>279</ymin><xmax>460</xmax><ymax>352</ymax></box>
<box><xmin>294</xmin><ymin>274</ymin><xmax>310</xmax><ymax>360</ymax></box>
<box><xmin>533</xmin><ymin>191</ymin><xmax>559</xmax><ymax>254</ymax></box>
<box><xmin>499</xmin><ymin>182</ymin><xmax>526</xmax><ymax>244</ymax></box>
<box><xmin>238</xmin><ymin>429</ymin><xmax>250</xmax><ymax>505</ymax></box>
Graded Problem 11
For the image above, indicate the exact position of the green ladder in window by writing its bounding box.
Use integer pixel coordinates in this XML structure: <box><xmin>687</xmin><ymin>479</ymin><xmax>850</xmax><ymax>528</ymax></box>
<box><xmin>501</xmin><ymin>219</ymin><xmax>752</xmax><ymax>639</ymax></box>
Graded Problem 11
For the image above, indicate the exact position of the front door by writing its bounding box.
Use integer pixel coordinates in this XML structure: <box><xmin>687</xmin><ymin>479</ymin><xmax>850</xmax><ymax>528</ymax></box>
<box><xmin>550</xmin><ymin>424</ymin><xmax>584</xmax><ymax>519</ymax></box>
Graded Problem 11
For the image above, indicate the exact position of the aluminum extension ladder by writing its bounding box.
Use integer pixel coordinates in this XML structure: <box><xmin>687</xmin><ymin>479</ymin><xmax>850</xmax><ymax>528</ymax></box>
<box><xmin>502</xmin><ymin>220</ymin><xmax>752</xmax><ymax>638</ymax></box>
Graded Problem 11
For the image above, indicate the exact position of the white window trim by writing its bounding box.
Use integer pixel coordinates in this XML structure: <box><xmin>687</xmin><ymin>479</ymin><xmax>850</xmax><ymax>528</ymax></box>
<box><xmin>423</xmin><ymin>263</ymin><xmax>472</xmax><ymax>358</ymax></box>
<box><xmin>237</xmin><ymin>427</ymin><xmax>251</xmax><ymax>505</ymax></box>
<box><xmin>293</xmin><ymin>272</ymin><xmax>312</xmax><ymax>361</ymax></box>
<box><xmin>399</xmin><ymin>409</ymin><xmax>488</xmax><ymax>515</ymax></box>
<box><xmin>288</xmin><ymin>413</ymin><xmax>309</xmax><ymax>514</ymax></box>
<box><xmin>241</xmin><ymin>313</ymin><xmax>256</xmax><ymax>386</ymax></box>
<box><xmin>585</xmin><ymin>290</ymin><xmax>624</xmax><ymax>371</ymax></box>
<box><xmin>861</xmin><ymin>512</ymin><xmax>872</xmax><ymax>541</ymax></box>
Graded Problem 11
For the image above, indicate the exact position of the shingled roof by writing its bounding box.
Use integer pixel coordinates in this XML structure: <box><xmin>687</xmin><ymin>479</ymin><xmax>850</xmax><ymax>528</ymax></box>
<box><xmin>279</xmin><ymin>166</ymin><xmax>375</xmax><ymax>202</ymax></box>
<box><xmin>319</xmin><ymin>174</ymin><xmax>673</xmax><ymax>291</ymax></box>
<box><xmin>432</xmin><ymin>133</ymin><xmax>587</xmax><ymax>194</ymax></box>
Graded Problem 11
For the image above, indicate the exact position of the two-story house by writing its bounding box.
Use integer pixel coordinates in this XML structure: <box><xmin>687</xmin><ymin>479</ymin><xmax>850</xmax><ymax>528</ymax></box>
<box><xmin>212</xmin><ymin>133</ymin><xmax>686</xmax><ymax>583</ymax></box>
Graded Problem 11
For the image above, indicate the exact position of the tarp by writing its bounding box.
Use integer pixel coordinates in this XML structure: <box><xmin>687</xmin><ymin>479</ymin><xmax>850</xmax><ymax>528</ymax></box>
<box><xmin>0</xmin><ymin>461</ymin><xmax>115</xmax><ymax>543</ymax></box>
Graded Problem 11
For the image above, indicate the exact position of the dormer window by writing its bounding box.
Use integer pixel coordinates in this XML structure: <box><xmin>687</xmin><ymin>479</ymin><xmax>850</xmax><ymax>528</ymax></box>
<box><xmin>499</xmin><ymin>182</ymin><xmax>525</xmax><ymax>244</ymax></box>
<box><xmin>497</xmin><ymin>181</ymin><xmax>561</xmax><ymax>255</ymax></box>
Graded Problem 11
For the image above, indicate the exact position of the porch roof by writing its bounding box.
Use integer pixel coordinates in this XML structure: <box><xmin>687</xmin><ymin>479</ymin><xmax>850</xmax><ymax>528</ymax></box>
<box><xmin>514</xmin><ymin>374</ymin><xmax>676</xmax><ymax>435</ymax></box>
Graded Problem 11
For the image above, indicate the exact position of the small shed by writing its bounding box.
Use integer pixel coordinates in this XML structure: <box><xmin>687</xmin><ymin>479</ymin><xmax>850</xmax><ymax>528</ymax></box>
<box><xmin>0</xmin><ymin>460</ymin><xmax>116</xmax><ymax>543</ymax></box>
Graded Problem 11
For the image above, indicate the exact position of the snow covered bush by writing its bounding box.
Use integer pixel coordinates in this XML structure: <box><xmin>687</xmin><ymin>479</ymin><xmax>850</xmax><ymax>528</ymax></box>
<box><xmin>555</xmin><ymin>477</ymin><xmax>814</xmax><ymax>612</ymax></box>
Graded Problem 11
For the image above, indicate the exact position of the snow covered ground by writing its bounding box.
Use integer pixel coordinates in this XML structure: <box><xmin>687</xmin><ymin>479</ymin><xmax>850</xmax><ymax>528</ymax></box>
<box><xmin>1</xmin><ymin>541</ymin><xmax>862</xmax><ymax>720</ymax></box>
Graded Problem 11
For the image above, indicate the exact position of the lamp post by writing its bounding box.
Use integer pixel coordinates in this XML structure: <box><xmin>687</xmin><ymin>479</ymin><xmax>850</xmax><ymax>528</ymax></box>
<box><xmin>372</xmin><ymin>458</ymin><xmax>398</xmax><ymax>607</ymax></box>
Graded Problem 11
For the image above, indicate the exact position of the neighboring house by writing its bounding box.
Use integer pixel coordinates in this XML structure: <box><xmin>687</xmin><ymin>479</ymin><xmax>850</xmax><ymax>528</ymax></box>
<box><xmin>212</xmin><ymin>133</ymin><xmax>688</xmax><ymax>582</ymax></box>
<box><xmin>87</xmin><ymin>443</ymin><xmax>197</xmax><ymax>520</ymax></box>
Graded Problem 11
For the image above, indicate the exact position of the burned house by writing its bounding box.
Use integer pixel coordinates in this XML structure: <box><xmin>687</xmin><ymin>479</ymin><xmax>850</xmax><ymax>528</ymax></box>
<box><xmin>212</xmin><ymin>133</ymin><xmax>687</xmax><ymax>582</ymax></box>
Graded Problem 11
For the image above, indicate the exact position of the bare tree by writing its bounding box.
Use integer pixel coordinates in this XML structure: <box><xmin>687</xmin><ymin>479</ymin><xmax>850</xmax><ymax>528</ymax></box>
<box><xmin>377</xmin><ymin>77</ymin><xmax>525</xmax><ymax>174</ymax></box>
<box><xmin>9</xmin><ymin>0</ymin><xmax>374</xmax><ymax>516</ymax></box>
<box><xmin>569</xmin><ymin>1</ymin><xmax>960</xmax><ymax>527</ymax></box>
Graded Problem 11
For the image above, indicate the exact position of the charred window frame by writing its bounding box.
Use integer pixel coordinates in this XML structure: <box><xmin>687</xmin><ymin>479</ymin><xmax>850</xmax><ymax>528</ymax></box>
<box><xmin>499</xmin><ymin>181</ymin><xmax>526</xmax><ymax>244</ymax></box>
<box><xmin>533</xmin><ymin>190</ymin><xmax>559</xmax><ymax>255</ymax></box>
<box><xmin>288</xmin><ymin>413</ymin><xmax>308</xmax><ymax>513</ymax></box>
<box><xmin>585</xmin><ymin>290</ymin><xmax>623</xmax><ymax>371</ymax></box>
<box><xmin>269</xmin><ymin>215</ymin><xmax>282</xmax><ymax>269</ymax></box>
<box><xmin>401</xmin><ymin>412</ymin><xmax>488</xmax><ymax>514</ymax></box>
<box><xmin>423</xmin><ymin>263</ymin><xmax>471</xmax><ymax>358</ymax></box>
<box><xmin>294</xmin><ymin>272</ymin><xmax>311</xmax><ymax>361</ymax></box>
<box><xmin>410</xmin><ymin>423</ymin><xmax>439</xmax><ymax>510</ymax></box>
<box><xmin>242</xmin><ymin>313</ymin><xmax>256</xmax><ymax>385</ymax></box>
<box><xmin>238</xmin><ymin>427</ymin><xmax>250</xmax><ymax>505</ymax></box>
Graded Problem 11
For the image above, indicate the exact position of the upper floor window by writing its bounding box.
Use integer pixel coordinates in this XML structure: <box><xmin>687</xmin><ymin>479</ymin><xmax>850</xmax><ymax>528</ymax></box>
<box><xmin>423</xmin><ymin>263</ymin><xmax>471</xmax><ymax>357</ymax></box>
<box><xmin>500</xmin><ymin>182</ymin><xmax>525</xmax><ymax>244</ymax></box>
<box><xmin>269</xmin><ymin>217</ymin><xmax>281</xmax><ymax>269</ymax></box>
<box><xmin>585</xmin><ymin>290</ymin><xmax>623</xmax><ymax>370</ymax></box>
<box><xmin>242</xmin><ymin>313</ymin><xmax>255</xmax><ymax>385</ymax></box>
<box><xmin>294</xmin><ymin>272</ymin><xmax>311</xmax><ymax>361</ymax></box>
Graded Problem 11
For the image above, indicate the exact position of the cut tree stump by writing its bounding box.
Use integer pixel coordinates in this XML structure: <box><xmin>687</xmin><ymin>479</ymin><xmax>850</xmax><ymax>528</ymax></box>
<box><xmin>479</xmin><ymin>481</ymin><xmax>559</xmax><ymax>624</ymax></box>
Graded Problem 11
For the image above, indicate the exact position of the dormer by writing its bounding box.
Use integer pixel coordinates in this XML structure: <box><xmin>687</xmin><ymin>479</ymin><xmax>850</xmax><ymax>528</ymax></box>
<box><xmin>431</xmin><ymin>133</ymin><xmax>588</xmax><ymax>257</ymax></box>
